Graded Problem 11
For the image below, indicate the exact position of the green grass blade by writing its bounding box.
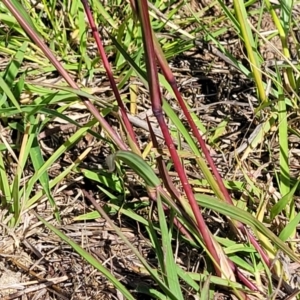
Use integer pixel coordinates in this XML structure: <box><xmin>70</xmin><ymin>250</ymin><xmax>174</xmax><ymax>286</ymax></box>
<box><xmin>240</xmin><ymin>115</ymin><xmax>277</xmax><ymax>160</ymax></box>
<box><xmin>146</xmin><ymin>209</ymin><xmax>168</xmax><ymax>285</ymax></box>
<box><xmin>279</xmin><ymin>212</ymin><xmax>300</xmax><ymax>242</ymax></box>
<box><xmin>270</xmin><ymin>180</ymin><xmax>299</xmax><ymax>220</ymax></box>
<box><xmin>26</xmin><ymin>147</ymin><xmax>92</xmax><ymax>208</ymax></box>
<box><xmin>29</xmin><ymin>120</ymin><xmax>59</xmax><ymax>220</ymax></box>
<box><xmin>9</xmin><ymin>0</ymin><xmax>41</xmax><ymax>37</ymax></box>
<box><xmin>111</xmin><ymin>150</ymin><xmax>161</xmax><ymax>187</ymax></box>
<box><xmin>194</xmin><ymin>194</ymin><xmax>299</xmax><ymax>262</ymax></box>
<box><xmin>84</xmin><ymin>193</ymin><xmax>179</xmax><ymax>299</ymax></box>
<box><xmin>200</xmin><ymin>275</ymin><xmax>211</xmax><ymax>300</ymax></box>
<box><xmin>156</xmin><ymin>192</ymin><xmax>184</xmax><ymax>299</ymax></box>
<box><xmin>0</xmin><ymin>76</ymin><xmax>21</xmax><ymax>112</ymax></box>
<box><xmin>264</xmin><ymin>0</ymin><xmax>296</xmax><ymax>89</ymax></box>
<box><xmin>74</xmin><ymin>203</ymin><xmax>150</xmax><ymax>226</ymax></box>
<box><xmin>80</xmin><ymin>168</ymin><xmax>123</xmax><ymax>193</ymax></box>
<box><xmin>0</xmin><ymin>149</ymin><xmax>11</xmax><ymax>206</ymax></box>
<box><xmin>162</xmin><ymin>100</ymin><xmax>227</xmax><ymax>201</ymax></box>
<box><xmin>11</xmin><ymin>122</ymin><xmax>33</xmax><ymax>226</ymax></box>
<box><xmin>233</xmin><ymin>0</ymin><xmax>265</xmax><ymax>102</ymax></box>
<box><xmin>135</xmin><ymin>286</ymin><xmax>168</xmax><ymax>299</ymax></box>
<box><xmin>276</xmin><ymin>68</ymin><xmax>290</xmax><ymax>197</ymax></box>
<box><xmin>35</xmin><ymin>213</ymin><xmax>135</xmax><ymax>300</ymax></box>
<box><xmin>94</xmin><ymin>0</ymin><xmax>117</xmax><ymax>29</ymax></box>
<box><xmin>24</xmin><ymin>119</ymin><xmax>98</xmax><ymax>207</ymax></box>
<box><xmin>28</xmin><ymin>82</ymin><xmax>114</xmax><ymax>108</ymax></box>
<box><xmin>4</xmin><ymin>41</ymin><xmax>27</xmax><ymax>88</ymax></box>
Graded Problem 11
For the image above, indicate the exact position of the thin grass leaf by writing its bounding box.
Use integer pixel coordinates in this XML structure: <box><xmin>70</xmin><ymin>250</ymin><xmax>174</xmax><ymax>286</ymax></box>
<box><xmin>146</xmin><ymin>207</ymin><xmax>168</xmax><ymax>285</ymax></box>
<box><xmin>74</xmin><ymin>203</ymin><xmax>150</xmax><ymax>226</ymax></box>
<box><xmin>23</xmin><ymin>120</ymin><xmax>96</xmax><ymax>208</ymax></box>
<box><xmin>9</xmin><ymin>0</ymin><xmax>40</xmax><ymax>37</ymax></box>
<box><xmin>93</xmin><ymin>0</ymin><xmax>118</xmax><ymax>29</ymax></box>
<box><xmin>109</xmin><ymin>150</ymin><xmax>161</xmax><ymax>188</ymax></box>
<box><xmin>211</xmin><ymin>118</ymin><xmax>228</xmax><ymax>144</ymax></box>
<box><xmin>184</xmin><ymin>270</ymin><xmax>252</xmax><ymax>291</ymax></box>
<box><xmin>200</xmin><ymin>275</ymin><xmax>211</xmax><ymax>300</ymax></box>
<box><xmin>35</xmin><ymin>213</ymin><xmax>135</xmax><ymax>300</ymax></box>
<box><xmin>240</xmin><ymin>115</ymin><xmax>277</xmax><ymax>160</ymax></box>
<box><xmin>134</xmin><ymin>286</ymin><xmax>167</xmax><ymax>300</ymax></box>
<box><xmin>26</xmin><ymin>147</ymin><xmax>93</xmax><ymax>208</ymax></box>
<box><xmin>176</xmin><ymin>266</ymin><xmax>200</xmax><ymax>292</ymax></box>
<box><xmin>80</xmin><ymin>168</ymin><xmax>123</xmax><ymax>193</ymax></box>
<box><xmin>233</xmin><ymin>0</ymin><xmax>266</xmax><ymax>102</ymax></box>
<box><xmin>194</xmin><ymin>194</ymin><xmax>299</xmax><ymax>262</ymax></box>
<box><xmin>270</xmin><ymin>181</ymin><xmax>299</xmax><ymax>220</ymax></box>
<box><xmin>264</xmin><ymin>0</ymin><xmax>296</xmax><ymax>89</ymax></box>
<box><xmin>4</xmin><ymin>41</ymin><xmax>27</xmax><ymax>88</ymax></box>
<box><xmin>279</xmin><ymin>212</ymin><xmax>300</xmax><ymax>242</ymax></box>
<box><xmin>84</xmin><ymin>191</ymin><xmax>180</xmax><ymax>299</ymax></box>
<box><xmin>156</xmin><ymin>192</ymin><xmax>184</xmax><ymax>299</ymax></box>
<box><xmin>162</xmin><ymin>100</ymin><xmax>224</xmax><ymax>200</ymax></box>
<box><xmin>29</xmin><ymin>115</ymin><xmax>59</xmax><ymax>221</ymax></box>
<box><xmin>28</xmin><ymin>82</ymin><xmax>115</xmax><ymax>109</ymax></box>
<box><xmin>276</xmin><ymin>65</ymin><xmax>290</xmax><ymax>197</ymax></box>
<box><xmin>11</xmin><ymin>122</ymin><xmax>33</xmax><ymax>226</ymax></box>
<box><xmin>0</xmin><ymin>150</ymin><xmax>11</xmax><ymax>206</ymax></box>
<box><xmin>0</xmin><ymin>76</ymin><xmax>21</xmax><ymax>112</ymax></box>
<box><xmin>0</xmin><ymin>13</ymin><xmax>27</xmax><ymax>37</ymax></box>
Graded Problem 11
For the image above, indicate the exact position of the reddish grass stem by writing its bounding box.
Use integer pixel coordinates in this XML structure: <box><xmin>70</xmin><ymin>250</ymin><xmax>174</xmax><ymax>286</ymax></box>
<box><xmin>81</xmin><ymin>0</ymin><xmax>139</xmax><ymax>149</ymax></box>
<box><xmin>152</xmin><ymin>32</ymin><xmax>271</xmax><ymax>268</ymax></box>
<box><xmin>136</xmin><ymin>0</ymin><xmax>222</xmax><ymax>275</ymax></box>
<box><xmin>3</xmin><ymin>0</ymin><xmax>127</xmax><ymax>151</ymax></box>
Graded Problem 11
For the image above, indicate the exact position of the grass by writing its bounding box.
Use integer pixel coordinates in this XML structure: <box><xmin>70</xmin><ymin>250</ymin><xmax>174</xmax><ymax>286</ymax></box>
<box><xmin>0</xmin><ymin>0</ymin><xmax>299</xmax><ymax>299</ymax></box>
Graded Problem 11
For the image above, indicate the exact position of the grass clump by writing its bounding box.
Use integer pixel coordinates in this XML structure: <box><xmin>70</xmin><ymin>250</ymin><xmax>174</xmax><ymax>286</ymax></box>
<box><xmin>0</xmin><ymin>0</ymin><xmax>299</xmax><ymax>299</ymax></box>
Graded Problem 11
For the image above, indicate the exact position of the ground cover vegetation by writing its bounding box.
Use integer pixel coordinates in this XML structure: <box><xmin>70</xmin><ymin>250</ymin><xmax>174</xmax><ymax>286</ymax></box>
<box><xmin>0</xmin><ymin>0</ymin><xmax>299</xmax><ymax>299</ymax></box>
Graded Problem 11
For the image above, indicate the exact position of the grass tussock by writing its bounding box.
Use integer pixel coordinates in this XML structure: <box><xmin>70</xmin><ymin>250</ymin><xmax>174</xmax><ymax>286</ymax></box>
<box><xmin>0</xmin><ymin>0</ymin><xmax>299</xmax><ymax>299</ymax></box>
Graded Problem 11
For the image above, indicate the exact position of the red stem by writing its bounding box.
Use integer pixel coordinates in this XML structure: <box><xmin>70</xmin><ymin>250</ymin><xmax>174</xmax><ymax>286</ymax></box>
<box><xmin>153</xmin><ymin>37</ymin><xmax>270</xmax><ymax>268</ymax></box>
<box><xmin>3</xmin><ymin>0</ymin><xmax>127</xmax><ymax>151</ymax></box>
<box><xmin>81</xmin><ymin>0</ymin><xmax>139</xmax><ymax>148</ymax></box>
<box><xmin>137</xmin><ymin>0</ymin><xmax>221</xmax><ymax>275</ymax></box>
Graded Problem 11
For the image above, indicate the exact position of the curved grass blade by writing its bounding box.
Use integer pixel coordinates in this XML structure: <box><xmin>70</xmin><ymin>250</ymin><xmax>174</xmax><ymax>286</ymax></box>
<box><xmin>108</xmin><ymin>150</ymin><xmax>161</xmax><ymax>188</ymax></box>
<box><xmin>194</xmin><ymin>194</ymin><xmax>299</xmax><ymax>263</ymax></box>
